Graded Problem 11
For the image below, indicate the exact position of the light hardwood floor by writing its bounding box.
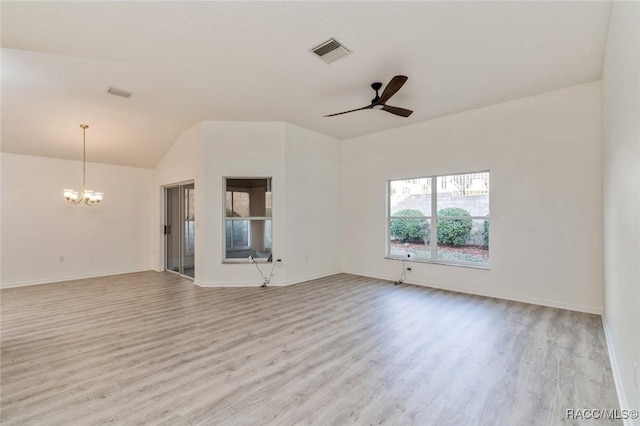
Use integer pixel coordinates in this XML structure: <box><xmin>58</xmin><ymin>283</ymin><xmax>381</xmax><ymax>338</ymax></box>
<box><xmin>1</xmin><ymin>272</ymin><xmax>620</xmax><ymax>425</ymax></box>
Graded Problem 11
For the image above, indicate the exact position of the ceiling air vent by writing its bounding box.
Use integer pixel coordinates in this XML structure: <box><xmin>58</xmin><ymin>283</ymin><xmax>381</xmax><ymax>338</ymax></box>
<box><xmin>106</xmin><ymin>87</ymin><xmax>132</xmax><ymax>98</ymax></box>
<box><xmin>311</xmin><ymin>38</ymin><xmax>351</xmax><ymax>64</ymax></box>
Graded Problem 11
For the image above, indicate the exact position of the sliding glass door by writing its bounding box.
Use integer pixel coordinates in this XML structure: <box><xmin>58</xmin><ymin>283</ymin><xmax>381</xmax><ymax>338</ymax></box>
<box><xmin>164</xmin><ymin>182</ymin><xmax>195</xmax><ymax>278</ymax></box>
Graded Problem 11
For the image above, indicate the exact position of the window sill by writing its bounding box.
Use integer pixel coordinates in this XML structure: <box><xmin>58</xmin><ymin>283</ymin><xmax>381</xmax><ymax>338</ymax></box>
<box><xmin>385</xmin><ymin>256</ymin><xmax>490</xmax><ymax>270</ymax></box>
<box><xmin>222</xmin><ymin>259</ymin><xmax>271</xmax><ymax>265</ymax></box>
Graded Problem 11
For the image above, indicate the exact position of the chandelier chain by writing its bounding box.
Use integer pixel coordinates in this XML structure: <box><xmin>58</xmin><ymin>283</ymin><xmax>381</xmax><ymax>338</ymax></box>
<box><xmin>63</xmin><ymin>124</ymin><xmax>102</xmax><ymax>206</ymax></box>
<box><xmin>82</xmin><ymin>125</ymin><xmax>86</xmax><ymax>191</ymax></box>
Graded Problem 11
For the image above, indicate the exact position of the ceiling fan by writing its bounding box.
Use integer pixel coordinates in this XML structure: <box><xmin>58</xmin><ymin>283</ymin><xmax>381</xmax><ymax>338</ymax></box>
<box><xmin>324</xmin><ymin>75</ymin><xmax>413</xmax><ymax>118</ymax></box>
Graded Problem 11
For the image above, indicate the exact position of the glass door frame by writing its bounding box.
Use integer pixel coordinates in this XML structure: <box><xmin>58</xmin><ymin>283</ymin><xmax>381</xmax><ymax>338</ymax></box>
<box><xmin>164</xmin><ymin>180</ymin><xmax>195</xmax><ymax>279</ymax></box>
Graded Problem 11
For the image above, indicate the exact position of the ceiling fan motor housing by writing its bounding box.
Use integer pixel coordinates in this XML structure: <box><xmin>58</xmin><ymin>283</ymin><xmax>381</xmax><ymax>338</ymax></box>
<box><xmin>371</xmin><ymin>82</ymin><xmax>383</xmax><ymax>104</ymax></box>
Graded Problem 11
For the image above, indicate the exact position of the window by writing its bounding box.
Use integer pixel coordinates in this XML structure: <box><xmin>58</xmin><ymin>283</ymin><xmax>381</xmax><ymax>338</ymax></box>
<box><xmin>224</xmin><ymin>177</ymin><xmax>272</xmax><ymax>261</ymax></box>
<box><xmin>388</xmin><ymin>171</ymin><xmax>489</xmax><ymax>267</ymax></box>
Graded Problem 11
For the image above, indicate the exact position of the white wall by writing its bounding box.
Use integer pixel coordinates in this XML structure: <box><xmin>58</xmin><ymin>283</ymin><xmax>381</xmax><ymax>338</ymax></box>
<box><xmin>152</xmin><ymin>123</ymin><xmax>204</xmax><ymax>281</ymax></box>
<box><xmin>201</xmin><ymin>121</ymin><xmax>287</xmax><ymax>286</ymax></box>
<box><xmin>602</xmin><ymin>1</ymin><xmax>640</xmax><ymax>417</ymax></box>
<box><xmin>341</xmin><ymin>82</ymin><xmax>603</xmax><ymax>313</ymax></box>
<box><xmin>284</xmin><ymin>123</ymin><xmax>342</xmax><ymax>284</ymax></box>
<box><xmin>1</xmin><ymin>153</ymin><xmax>153</xmax><ymax>287</ymax></box>
<box><xmin>154</xmin><ymin>121</ymin><xmax>343</xmax><ymax>287</ymax></box>
<box><xmin>150</xmin><ymin>121</ymin><xmax>342</xmax><ymax>287</ymax></box>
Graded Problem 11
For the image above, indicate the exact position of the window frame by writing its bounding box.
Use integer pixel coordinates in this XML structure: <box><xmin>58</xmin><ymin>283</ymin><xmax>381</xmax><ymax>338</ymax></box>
<box><xmin>225</xmin><ymin>189</ymin><xmax>252</xmax><ymax>251</ymax></box>
<box><xmin>223</xmin><ymin>177</ymin><xmax>273</xmax><ymax>263</ymax></box>
<box><xmin>386</xmin><ymin>170</ymin><xmax>490</xmax><ymax>269</ymax></box>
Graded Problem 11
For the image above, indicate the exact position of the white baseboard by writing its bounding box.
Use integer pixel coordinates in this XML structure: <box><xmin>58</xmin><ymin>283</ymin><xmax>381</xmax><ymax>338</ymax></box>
<box><xmin>341</xmin><ymin>269</ymin><xmax>602</xmax><ymax>315</ymax></box>
<box><xmin>9</xmin><ymin>269</ymin><xmax>341</xmax><ymax>290</ymax></box>
<box><xmin>602</xmin><ymin>315</ymin><xmax>635</xmax><ymax>426</ymax></box>
<box><xmin>285</xmin><ymin>270</ymin><xmax>342</xmax><ymax>286</ymax></box>
<box><xmin>4</xmin><ymin>268</ymin><xmax>602</xmax><ymax>315</ymax></box>
<box><xmin>0</xmin><ymin>268</ymin><xmax>155</xmax><ymax>289</ymax></box>
<box><xmin>196</xmin><ymin>280</ymin><xmax>280</xmax><ymax>288</ymax></box>
<box><xmin>197</xmin><ymin>271</ymin><xmax>341</xmax><ymax>289</ymax></box>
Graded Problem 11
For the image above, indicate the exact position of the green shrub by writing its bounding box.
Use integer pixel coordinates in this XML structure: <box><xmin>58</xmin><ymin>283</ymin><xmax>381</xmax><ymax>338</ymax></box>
<box><xmin>437</xmin><ymin>208</ymin><xmax>472</xmax><ymax>246</ymax></box>
<box><xmin>483</xmin><ymin>217</ymin><xmax>489</xmax><ymax>247</ymax></box>
<box><xmin>390</xmin><ymin>209</ymin><xmax>426</xmax><ymax>243</ymax></box>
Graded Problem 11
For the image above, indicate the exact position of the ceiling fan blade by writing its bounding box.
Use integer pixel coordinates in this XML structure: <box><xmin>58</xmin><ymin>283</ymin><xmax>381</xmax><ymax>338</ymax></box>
<box><xmin>377</xmin><ymin>75</ymin><xmax>408</xmax><ymax>104</ymax></box>
<box><xmin>382</xmin><ymin>105</ymin><xmax>413</xmax><ymax>117</ymax></box>
<box><xmin>324</xmin><ymin>105</ymin><xmax>372</xmax><ymax>117</ymax></box>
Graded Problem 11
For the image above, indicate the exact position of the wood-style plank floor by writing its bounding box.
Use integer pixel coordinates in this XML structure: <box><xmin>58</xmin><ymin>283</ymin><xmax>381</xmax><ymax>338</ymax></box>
<box><xmin>1</xmin><ymin>272</ymin><xmax>620</xmax><ymax>425</ymax></box>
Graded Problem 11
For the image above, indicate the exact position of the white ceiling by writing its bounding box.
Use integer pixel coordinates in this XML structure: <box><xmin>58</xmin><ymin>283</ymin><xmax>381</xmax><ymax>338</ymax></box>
<box><xmin>1</xmin><ymin>1</ymin><xmax>612</xmax><ymax>169</ymax></box>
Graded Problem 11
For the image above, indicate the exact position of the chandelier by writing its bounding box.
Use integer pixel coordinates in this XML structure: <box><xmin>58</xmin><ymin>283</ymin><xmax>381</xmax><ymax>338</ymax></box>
<box><xmin>63</xmin><ymin>124</ymin><xmax>103</xmax><ymax>206</ymax></box>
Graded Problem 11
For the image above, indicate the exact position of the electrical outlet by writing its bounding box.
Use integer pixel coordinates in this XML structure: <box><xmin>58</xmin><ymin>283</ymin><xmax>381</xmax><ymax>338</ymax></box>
<box><xmin>59</xmin><ymin>256</ymin><xmax>65</xmax><ymax>263</ymax></box>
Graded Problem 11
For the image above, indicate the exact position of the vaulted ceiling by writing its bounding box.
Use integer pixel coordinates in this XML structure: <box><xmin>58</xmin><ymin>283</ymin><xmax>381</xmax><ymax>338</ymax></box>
<box><xmin>1</xmin><ymin>1</ymin><xmax>611</xmax><ymax>168</ymax></box>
